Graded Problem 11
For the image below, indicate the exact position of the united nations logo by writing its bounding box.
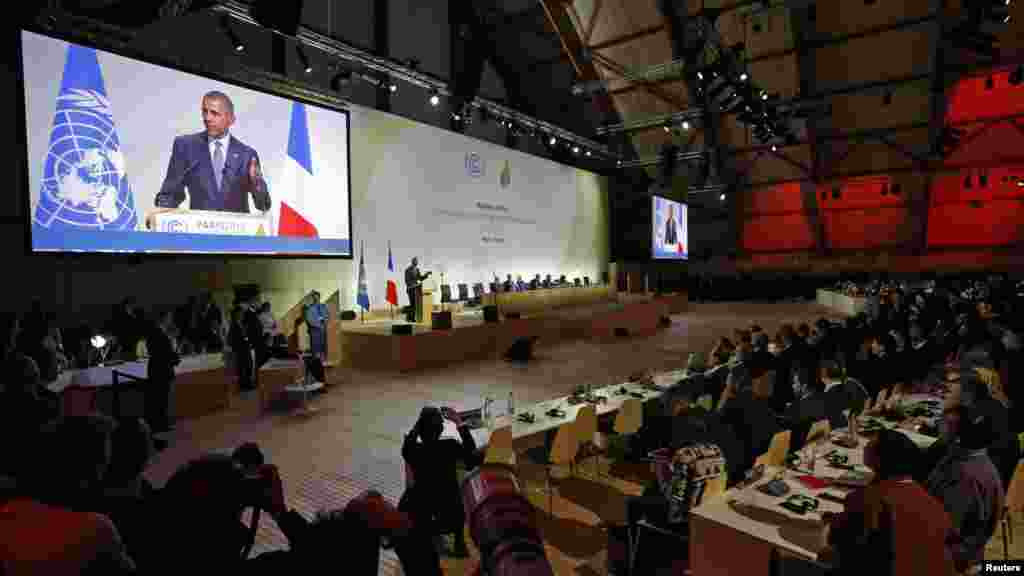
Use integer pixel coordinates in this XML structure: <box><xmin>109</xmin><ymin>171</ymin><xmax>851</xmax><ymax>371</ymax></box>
<box><xmin>465</xmin><ymin>152</ymin><xmax>484</xmax><ymax>178</ymax></box>
<box><xmin>161</xmin><ymin>219</ymin><xmax>185</xmax><ymax>233</ymax></box>
<box><xmin>34</xmin><ymin>89</ymin><xmax>137</xmax><ymax>231</ymax></box>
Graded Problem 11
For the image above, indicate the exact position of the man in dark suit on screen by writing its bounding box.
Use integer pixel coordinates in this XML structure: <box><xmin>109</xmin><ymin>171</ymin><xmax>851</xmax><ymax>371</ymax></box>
<box><xmin>153</xmin><ymin>91</ymin><xmax>270</xmax><ymax>215</ymax></box>
<box><xmin>664</xmin><ymin>204</ymin><xmax>679</xmax><ymax>246</ymax></box>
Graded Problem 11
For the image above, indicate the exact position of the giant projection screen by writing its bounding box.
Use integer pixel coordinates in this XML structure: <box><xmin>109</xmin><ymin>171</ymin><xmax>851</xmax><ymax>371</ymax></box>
<box><xmin>651</xmin><ymin>195</ymin><xmax>688</xmax><ymax>260</ymax></box>
<box><xmin>18</xmin><ymin>30</ymin><xmax>352</xmax><ymax>256</ymax></box>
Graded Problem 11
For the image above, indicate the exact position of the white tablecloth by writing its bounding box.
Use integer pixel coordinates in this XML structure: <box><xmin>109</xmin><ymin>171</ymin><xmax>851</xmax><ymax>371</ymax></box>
<box><xmin>816</xmin><ymin>289</ymin><xmax>868</xmax><ymax>316</ymax></box>
<box><xmin>427</xmin><ymin>371</ymin><xmax>688</xmax><ymax>447</ymax></box>
<box><xmin>47</xmin><ymin>353</ymin><xmax>226</xmax><ymax>394</ymax></box>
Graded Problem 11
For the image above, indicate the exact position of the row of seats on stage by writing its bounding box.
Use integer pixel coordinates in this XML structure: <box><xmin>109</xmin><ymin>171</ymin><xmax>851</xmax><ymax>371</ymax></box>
<box><xmin>439</xmin><ymin>275</ymin><xmax>594</xmax><ymax>305</ymax></box>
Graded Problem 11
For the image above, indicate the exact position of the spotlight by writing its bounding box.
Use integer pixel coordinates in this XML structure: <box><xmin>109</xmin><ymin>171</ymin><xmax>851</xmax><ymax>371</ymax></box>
<box><xmin>296</xmin><ymin>45</ymin><xmax>312</xmax><ymax>74</ymax></box>
<box><xmin>585</xmin><ymin>150</ymin><xmax>592</xmax><ymax>157</ymax></box>
<box><xmin>220</xmin><ymin>15</ymin><xmax>245</xmax><ymax>52</ymax></box>
<box><xmin>761</xmin><ymin>91</ymin><xmax>769</xmax><ymax>101</ymax></box>
<box><xmin>389</xmin><ymin>83</ymin><xmax>398</xmax><ymax>93</ymax></box>
<box><xmin>663</xmin><ymin>122</ymin><xmax>672</xmax><ymax>133</ymax></box>
<box><xmin>771</xmin><ymin>144</ymin><xmax>778</xmax><ymax>152</ymax></box>
<box><xmin>429</xmin><ymin>92</ymin><xmax>440</xmax><ymax>107</ymax></box>
<box><xmin>549</xmin><ymin>136</ymin><xmax>557</xmax><ymax>146</ymax></box>
<box><xmin>720</xmin><ymin>193</ymin><xmax>726</xmax><ymax>201</ymax></box>
<box><xmin>617</xmin><ymin>160</ymin><xmax>622</xmax><ymax>166</ymax></box>
<box><xmin>572</xmin><ymin>146</ymin><xmax>580</xmax><ymax>154</ymax></box>
<box><xmin>682</xmin><ymin>120</ymin><xmax>691</xmax><ymax>131</ymax></box>
<box><xmin>452</xmin><ymin>112</ymin><xmax>462</xmax><ymax>122</ymax></box>
<box><xmin>739</xmin><ymin>73</ymin><xmax>748</xmax><ymax>82</ymax></box>
<box><xmin>697</xmin><ymin>71</ymin><xmax>705</xmax><ymax>81</ymax></box>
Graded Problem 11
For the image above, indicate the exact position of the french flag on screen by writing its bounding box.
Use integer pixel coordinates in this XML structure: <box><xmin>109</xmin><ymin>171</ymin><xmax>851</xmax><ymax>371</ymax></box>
<box><xmin>275</xmin><ymin>102</ymin><xmax>319</xmax><ymax>237</ymax></box>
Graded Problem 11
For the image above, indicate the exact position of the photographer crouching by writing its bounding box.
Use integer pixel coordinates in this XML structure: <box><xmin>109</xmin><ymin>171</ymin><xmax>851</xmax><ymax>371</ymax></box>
<box><xmin>133</xmin><ymin>444</ymin><xmax>441</xmax><ymax>576</ymax></box>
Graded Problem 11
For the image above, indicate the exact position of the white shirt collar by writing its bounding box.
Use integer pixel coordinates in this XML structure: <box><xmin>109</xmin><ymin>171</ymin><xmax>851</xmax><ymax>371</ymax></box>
<box><xmin>209</xmin><ymin>132</ymin><xmax>231</xmax><ymax>150</ymax></box>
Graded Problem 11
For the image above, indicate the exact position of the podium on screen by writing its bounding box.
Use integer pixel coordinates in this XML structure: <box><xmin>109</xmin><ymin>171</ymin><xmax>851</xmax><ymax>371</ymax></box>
<box><xmin>146</xmin><ymin>209</ymin><xmax>272</xmax><ymax>236</ymax></box>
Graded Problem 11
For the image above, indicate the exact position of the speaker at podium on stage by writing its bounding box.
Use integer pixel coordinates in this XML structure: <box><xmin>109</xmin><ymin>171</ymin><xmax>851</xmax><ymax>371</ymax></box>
<box><xmin>402</xmin><ymin>256</ymin><xmax>432</xmax><ymax>323</ymax></box>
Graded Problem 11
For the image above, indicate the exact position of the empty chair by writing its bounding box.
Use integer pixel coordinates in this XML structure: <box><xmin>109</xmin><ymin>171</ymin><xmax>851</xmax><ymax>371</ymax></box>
<box><xmin>457</xmin><ymin>283</ymin><xmax>469</xmax><ymax>301</ymax></box>
<box><xmin>440</xmin><ymin>284</ymin><xmax>452</xmax><ymax>304</ymax></box>
<box><xmin>527</xmin><ymin>423</ymin><xmax>580</xmax><ymax>516</ymax></box>
<box><xmin>484</xmin><ymin>426</ymin><xmax>517</xmax><ymax>468</ymax></box>
<box><xmin>760</xmin><ymin>430</ymin><xmax>791</xmax><ymax>468</ymax></box>
<box><xmin>574</xmin><ymin>405</ymin><xmax>601</xmax><ymax>479</ymax></box>
<box><xmin>593</xmin><ymin>398</ymin><xmax>644</xmax><ymax>480</ymax></box>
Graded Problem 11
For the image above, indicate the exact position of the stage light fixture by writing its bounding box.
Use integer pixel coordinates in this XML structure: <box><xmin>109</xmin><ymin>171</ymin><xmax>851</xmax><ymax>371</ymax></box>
<box><xmin>720</xmin><ymin>193</ymin><xmax>726</xmax><ymax>201</ymax></box>
<box><xmin>682</xmin><ymin>120</ymin><xmax>691</xmax><ymax>131</ymax></box>
<box><xmin>549</xmin><ymin>136</ymin><xmax>557</xmax><ymax>146</ymax></box>
<box><xmin>617</xmin><ymin>160</ymin><xmax>622</xmax><ymax>166</ymax></box>
<box><xmin>771</xmin><ymin>144</ymin><xmax>778</xmax><ymax>152</ymax></box>
<box><xmin>429</xmin><ymin>92</ymin><xmax>440</xmax><ymax>107</ymax></box>
<box><xmin>761</xmin><ymin>91</ymin><xmax>769</xmax><ymax>101</ymax></box>
<box><xmin>296</xmin><ymin>45</ymin><xmax>312</xmax><ymax>74</ymax></box>
<box><xmin>585</xmin><ymin>150</ymin><xmax>592</xmax><ymax>157</ymax></box>
<box><xmin>663</xmin><ymin>122</ymin><xmax>672</xmax><ymax>133</ymax></box>
<box><xmin>220</xmin><ymin>15</ymin><xmax>245</xmax><ymax>52</ymax></box>
<box><xmin>389</xmin><ymin>83</ymin><xmax>398</xmax><ymax>93</ymax></box>
<box><xmin>572</xmin><ymin>146</ymin><xmax>580</xmax><ymax>154</ymax></box>
<box><xmin>739</xmin><ymin>73</ymin><xmax>748</xmax><ymax>81</ymax></box>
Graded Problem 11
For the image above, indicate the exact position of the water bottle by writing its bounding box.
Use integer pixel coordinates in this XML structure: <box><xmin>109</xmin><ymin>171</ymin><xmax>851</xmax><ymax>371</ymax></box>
<box><xmin>507</xmin><ymin>391</ymin><xmax>515</xmax><ymax>416</ymax></box>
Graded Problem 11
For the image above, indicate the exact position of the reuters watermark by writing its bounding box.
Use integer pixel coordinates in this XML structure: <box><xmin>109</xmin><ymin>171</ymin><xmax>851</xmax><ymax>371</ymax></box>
<box><xmin>983</xmin><ymin>561</ymin><xmax>1024</xmax><ymax>573</ymax></box>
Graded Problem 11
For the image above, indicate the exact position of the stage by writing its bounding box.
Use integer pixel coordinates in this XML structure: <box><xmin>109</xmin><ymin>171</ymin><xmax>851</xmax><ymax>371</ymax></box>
<box><xmin>336</xmin><ymin>293</ymin><xmax>687</xmax><ymax>372</ymax></box>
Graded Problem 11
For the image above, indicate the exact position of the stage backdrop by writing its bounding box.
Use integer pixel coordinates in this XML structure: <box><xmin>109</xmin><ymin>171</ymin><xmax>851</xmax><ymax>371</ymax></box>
<box><xmin>207</xmin><ymin>105</ymin><xmax>609</xmax><ymax>317</ymax></box>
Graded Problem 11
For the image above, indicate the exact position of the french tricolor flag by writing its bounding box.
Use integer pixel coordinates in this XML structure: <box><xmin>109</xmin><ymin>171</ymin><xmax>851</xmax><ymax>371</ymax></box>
<box><xmin>274</xmin><ymin>102</ymin><xmax>319</xmax><ymax>237</ymax></box>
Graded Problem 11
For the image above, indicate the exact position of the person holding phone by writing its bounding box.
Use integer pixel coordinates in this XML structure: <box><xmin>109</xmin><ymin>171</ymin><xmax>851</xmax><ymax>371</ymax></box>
<box><xmin>399</xmin><ymin>406</ymin><xmax>482</xmax><ymax>557</ymax></box>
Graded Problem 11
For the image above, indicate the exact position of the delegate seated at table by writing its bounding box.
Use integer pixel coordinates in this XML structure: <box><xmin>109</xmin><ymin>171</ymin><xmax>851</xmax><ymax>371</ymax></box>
<box><xmin>822</xmin><ymin>429</ymin><xmax>955</xmax><ymax>575</ymax></box>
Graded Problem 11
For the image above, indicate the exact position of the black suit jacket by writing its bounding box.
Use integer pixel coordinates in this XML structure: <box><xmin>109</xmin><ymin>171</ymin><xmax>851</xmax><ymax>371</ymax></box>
<box><xmin>155</xmin><ymin>132</ymin><xmax>270</xmax><ymax>213</ymax></box>
<box><xmin>146</xmin><ymin>326</ymin><xmax>180</xmax><ymax>381</ymax></box>
<box><xmin>772</xmin><ymin>346</ymin><xmax>799</xmax><ymax>411</ymax></box>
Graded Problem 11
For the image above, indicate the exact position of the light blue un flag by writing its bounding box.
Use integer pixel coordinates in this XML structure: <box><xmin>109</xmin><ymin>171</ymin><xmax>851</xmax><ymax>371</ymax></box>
<box><xmin>34</xmin><ymin>44</ymin><xmax>137</xmax><ymax>232</ymax></box>
<box><xmin>357</xmin><ymin>241</ymin><xmax>370</xmax><ymax>311</ymax></box>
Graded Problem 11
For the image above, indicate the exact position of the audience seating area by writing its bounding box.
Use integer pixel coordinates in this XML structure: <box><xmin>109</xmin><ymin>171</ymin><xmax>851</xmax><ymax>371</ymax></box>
<box><xmin>0</xmin><ymin>273</ymin><xmax>1021</xmax><ymax>575</ymax></box>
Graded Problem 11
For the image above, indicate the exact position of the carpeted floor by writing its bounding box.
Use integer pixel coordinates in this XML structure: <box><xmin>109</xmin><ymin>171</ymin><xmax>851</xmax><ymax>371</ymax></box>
<box><xmin>142</xmin><ymin>301</ymin><xmax>1022</xmax><ymax>574</ymax></box>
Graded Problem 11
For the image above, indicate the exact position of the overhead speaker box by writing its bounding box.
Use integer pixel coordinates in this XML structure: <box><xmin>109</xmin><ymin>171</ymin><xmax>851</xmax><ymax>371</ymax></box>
<box><xmin>392</xmin><ymin>324</ymin><xmax>413</xmax><ymax>335</ymax></box>
<box><xmin>432</xmin><ymin>311</ymin><xmax>453</xmax><ymax>330</ymax></box>
<box><xmin>483</xmin><ymin>305</ymin><xmax>499</xmax><ymax>323</ymax></box>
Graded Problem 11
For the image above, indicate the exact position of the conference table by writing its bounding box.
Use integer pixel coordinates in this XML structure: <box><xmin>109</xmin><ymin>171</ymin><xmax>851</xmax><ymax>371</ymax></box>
<box><xmin>434</xmin><ymin>369</ymin><xmax>690</xmax><ymax>449</ymax></box>
<box><xmin>46</xmin><ymin>353</ymin><xmax>301</xmax><ymax>421</ymax></box>
<box><xmin>816</xmin><ymin>289</ymin><xmax>868</xmax><ymax>316</ymax></box>
<box><xmin>688</xmin><ymin>423</ymin><xmax>938</xmax><ymax>576</ymax></box>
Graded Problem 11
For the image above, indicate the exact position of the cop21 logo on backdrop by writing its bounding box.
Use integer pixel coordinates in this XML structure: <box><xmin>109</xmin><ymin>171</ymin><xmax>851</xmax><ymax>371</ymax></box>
<box><xmin>465</xmin><ymin>152</ymin><xmax>484</xmax><ymax>178</ymax></box>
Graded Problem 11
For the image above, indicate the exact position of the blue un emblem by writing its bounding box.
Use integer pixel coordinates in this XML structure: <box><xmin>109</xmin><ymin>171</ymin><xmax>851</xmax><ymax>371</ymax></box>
<box><xmin>33</xmin><ymin>44</ymin><xmax>137</xmax><ymax>232</ymax></box>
